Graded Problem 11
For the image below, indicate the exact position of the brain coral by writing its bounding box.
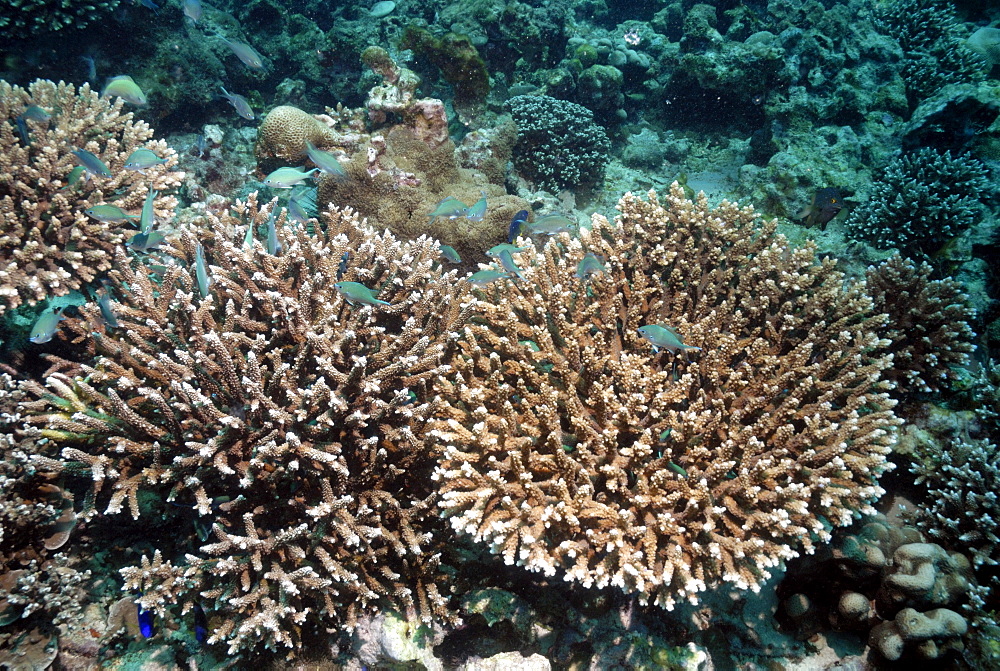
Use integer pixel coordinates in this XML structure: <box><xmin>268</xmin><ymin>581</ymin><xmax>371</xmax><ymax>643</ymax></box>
<box><xmin>430</xmin><ymin>185</ymin><xmax>899</xmax><ymax>608</ymax></box>
<box><xmin>254</xmin><ymin>105</ymin><xmax>338</xmax><ymax>171</ymax></box>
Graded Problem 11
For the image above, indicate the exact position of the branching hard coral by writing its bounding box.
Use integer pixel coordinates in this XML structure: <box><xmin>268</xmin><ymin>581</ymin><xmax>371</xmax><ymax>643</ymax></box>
<box><xmin>874</xmin><ymin>0</ymin><xmax>985</xmax><ymax>103</ymax></box>
<box><xmin>844</xmin><ymin>148</ymin><xmax>991</xmax><ymax>253</ymax></box>
<box><xmin>866</xmin><ymin>254</ymin><xmax>976</xmax><ymax>395</ymax></box>
<box><xmin>0</xmin><ymin>79</ymin><xmax>183</xmax><ymax>314</ymax></box>
<box><xmin>18</xmin><ymin>199</ymin><xmax>470</xmax><ymax>654</ymax></box>
<box><xmin>0</xmin><ymin>373</ymin><xmax>89</xmax><ymax>651</ymax></box>
<box><xmin>505</xmin><ymin>95</ymin><xmax>611</xmax><ymax>194</ymax></box>
<box><xmin>910</xmin><ymin>437</ymin><xmax>1000</xmax><ymax>617</ymax></box>
<box><xmin>429</xmin><ymin>184</ymin><xmax>900</xmax><ymax>609</ymax></box>
<box><xmin>0</xmin><ymin>0</ymin><xmax>120</xmax><ymax>35</ymax></box>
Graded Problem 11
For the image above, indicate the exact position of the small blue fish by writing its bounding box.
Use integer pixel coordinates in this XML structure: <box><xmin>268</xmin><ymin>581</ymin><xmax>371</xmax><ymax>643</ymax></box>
<box><xmin>84</xmin><ymin>205</ymin><xmax>138</xmax><ymax>223</ymax></box>
<box><xmin>496</xmin><ymin>249</ymin><xmax>526</xmax><ymax>281</ymax></box>
<box><xmin>183</xmin><ymin>0</ymin><xmax>202</xmax><ymax>23</ymax></box>
<box><xmin>286</xmin><ymin>192</ymin><xmax>310</xmax><ymax>224</ymax></box>
<box><xmin>637</xmin><ymin>324</ymin><xmax>702</xmax><ymax>354</ymax></box>
<box><xmin>508</xmin><ymin>209</ymin><xmax>529</xmax><ymax>243</ymax></box>
<box><xmin>219</xmin><ymin>86</ymin><xmax>254</xmax><ymax>121</ymax></box>
<box><xmin>468</xmin><ymin>269</ymin><xmax>510</xmax><ymax>286</ymax></box>
<box><xmin>465</xmin><ymin>191</ymin><xmax>487</xmax><ymax>222</ymax></box>
<box><xmin>137</xmin><ymin>603</ymin><xmax>155</xmax><ymax>638</ymax></box>
<box><xmin>29</xmin><ymin>306</ymin><xmax>66</xmax><ymax>344</ymax></box>
<box><xmin>126</xmin><ymin>230</ymin><xmax>167</xmax><ymax>253</ymax></box>
<box><xmin>21</xmin><ymin>105</ymin><xmax>51</xmax><ymax>123</ymax></box>
<box><xmin>527</xmin><ymin>213</ymin><xmax>577</xmax><ymax>236</ymax></box>
<box><xmin>305</xmin><ymin>141</ymin><xmax>346</xmax><ymax>179</ymax></box>
<box><xmin>139</xmin><ymin>189</ymin><xmax>158</xmax><ymax>235</ymax></box>
<box><xmin>263</xmin><ymin>167</ymin><xmax>317</xmax><ymax>189</ymax></box>
<box><xmin>439</xmin><ymin>245</ymin><xmax>461</xmax><ymax>264</ymax></box>
<box><xmin>101</xmin><ymin>75</ymin><xmax>147</xmax><ymax>107</ymax></box>
<box><xmin>243</xmin><ymin>221</ymin><xmax>254</xmax><ymax>249</ymax></box>
<box><xmin>335</xmin><ymin>281</ymin><xmax>389</xmax><ymax>306</ymax></box>
<box><xmin>124</xmin><ymin>148</ymin><xmax>168</xmax><ymax>172</ymax></box>
<box><xmin>218</xmin><ymin>37</ymin><xmax>265</xmax><ymax>70</ymax></box>
<box><xmin>193</xmin><ymin>603</ymin><xmax>208</xmax><ymax>644</ymax></box>
<box><xmin>486</xmin><ymin>243</ymin><xmax>529</xmax><ymax>259</ymax></box>
<box><xmin>195</xmin><ymin>242</ymin><xmax>211</xmax><ymax>298</ymax></box>
<box><xmin>137</xmin><ymin>0</ymin><xmax>159</xmax><ymax>12</ymax></box>
<box><xmin>266</xmin><ymin>210</ymin><xmax>281</xmax><ymax>256</ymax></box>
<box><xmin>71</xmin><ymin>149</ymin><xmax>113</xmax><ymax>179</ymax></box>
<box><xmin>427</xmin><ymin>196</ymin><xmax>468</xmax><ymax>224</ymax></box>
<box><xmin>62</xmin><ymin>166</ymin><xmax>87</xmax><ymax>190</ymax></box>
<box><xmin>97</xmin><ymin>288</ymin><xmax>119</xmax><ymax>329</ymax></box>
<box><xmin>576</xmin><ymin>252</ymin><xmax>607</xmax><ymax>280</ymax></box>
<box><xmin>337</xmin><ymin>251</ymin><xmax>349</xmax><ymax>280</ymax></box>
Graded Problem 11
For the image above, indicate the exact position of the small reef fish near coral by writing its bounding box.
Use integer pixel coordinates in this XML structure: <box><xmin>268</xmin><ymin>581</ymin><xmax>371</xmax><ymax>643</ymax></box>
<box><xmin>0</xmin><ymin>0</ymin><xmax>998</xmax><ymax>668</ymax></box>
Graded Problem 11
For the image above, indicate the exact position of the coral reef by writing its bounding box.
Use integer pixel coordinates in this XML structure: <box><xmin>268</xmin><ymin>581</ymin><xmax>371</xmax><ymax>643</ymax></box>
<box><xmin>18</xmin><ymin>198</ymin><xmax>470</xmax><ymax>653</ymax></box>
<box><xmin>317</xmin><ymin>127</ymin><xmax>523</xmax><ymax>268</ymax></box>
<box><xmin>430</xmin><ymin>185</ymin><xmax>899</xmax><ymax>609</ymax></box>
<box><xmin>505</xmin><ymin>95</ymin><xmax>611</xmax><ymax>194</ymax></box>
<box><xmin>844</xmin><ymin>147</ymin><xmax>991</xmax><ymax>253</ymax></box>
<box><xmin>398</xmin><ymin>27</ymin><xmax>490</xmax><ymax>121</ymax></box>
<box><xmin>0</xmin><ymin>79</ymin><xmax>183</xmax><ymax>314</ymax></box>
<box><xmin>866</xmin><ymin>254</ymin><xmax>976</xmax><ymax>395</ymax></box>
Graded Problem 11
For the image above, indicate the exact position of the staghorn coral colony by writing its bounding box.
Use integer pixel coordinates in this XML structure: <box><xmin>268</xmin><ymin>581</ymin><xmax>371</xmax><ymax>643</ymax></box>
<box><xmin>0</xmin><ymin>0</ymin><xmax>998</xmax><ymax>668</ymax></box>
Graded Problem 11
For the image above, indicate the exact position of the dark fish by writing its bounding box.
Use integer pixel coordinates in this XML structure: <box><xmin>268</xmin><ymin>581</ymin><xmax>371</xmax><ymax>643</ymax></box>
<box><xmin>14</xmin><ymin>116</ymin><xmax>30</xmax><ymax>146</ymax></box>
<box><xmin>193</xmin><ymin>603</ymin><xmax>208</xmax><ymax>644</ymax></box>
<box><xmin>508</xmin><ymin>210</ymin><xmax>529</xmax><ymax>243</ymax></box>
<box><xmin>80</xmin><ymin>55</ymin><xmax>97</xmax><ymax>81</ymax></box>
<box><xmin>193</xmin><ymin>134</ymin><xmax>208</xmax><ymax>159</ymax></box>
<box><xmin>137</xmin><ymin>603</ymin><xmax>155</xmax><ymax>638</ymax></box>
<box><xmin>337</xmin><ymin>251</ymin><xmax>349</xmax><ymax>280</ymax></box>
<box><xmin>797</xmin><ymin>187</ymin><xmax>845</xmax><ymax>229</ymax></box>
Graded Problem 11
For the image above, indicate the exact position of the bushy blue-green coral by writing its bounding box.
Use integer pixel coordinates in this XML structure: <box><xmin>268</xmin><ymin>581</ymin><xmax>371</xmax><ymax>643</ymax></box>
<box><xmin>874</xmin><ymin>0</ymin><xmax>985</xmax><ymax>103</ymax></box>
<box><xmin>506</xmin><ymin>94</ymin><xmax>611</xmax><ymax>193</ymax></box>
<box><xmin>845</xmin><ymin>148</ymin><xmax>991</xmax><ymax>251</ymax></box>
<box><xmin>0</xmin><ymin>0</ymin><xmax>120</xmax><ymax>34</ymax></box>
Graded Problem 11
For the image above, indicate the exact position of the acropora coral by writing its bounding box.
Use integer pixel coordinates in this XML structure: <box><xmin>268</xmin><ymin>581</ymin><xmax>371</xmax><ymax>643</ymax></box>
<box><xmin>430</xmin><ymin>184</ymin><xmax>900</xmax><ymax>609</ymax></box>
<box><xmin>20</xmin><ymin>199</ymin><xmax>469</xmax><ymax>653</ymax></box>
<box><xmin>0</xmin><ymin>79</ymin><xmax>182</xmax><ymax>314</ymax></box>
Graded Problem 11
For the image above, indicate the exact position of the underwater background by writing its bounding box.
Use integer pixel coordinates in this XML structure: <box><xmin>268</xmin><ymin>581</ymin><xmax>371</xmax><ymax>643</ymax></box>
<box><xmin>0</xmin><ymin>0</ymin><xmax>999</xmax><ymax>668</ymax></box>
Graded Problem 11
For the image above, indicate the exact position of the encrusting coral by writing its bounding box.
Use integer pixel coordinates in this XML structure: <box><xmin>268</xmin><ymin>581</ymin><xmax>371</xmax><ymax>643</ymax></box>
<box><xmin>0</xmin><ymin>79</ymin><xmax>183</xmax><ymax>314</ymax></box>
<box><xmin>0</xmin><ymin>79</ymin><xmax>184</xmax><ymax>312</ymax></box>
<box><xmin>430</xmin><ymin>184</ymin><xmax>900</xmax><ymax>609</ymax></box>
<box><xmin>18</xmin><ymin>198</ymin><xmax>470</xmax><ymax>653</ymax></box>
